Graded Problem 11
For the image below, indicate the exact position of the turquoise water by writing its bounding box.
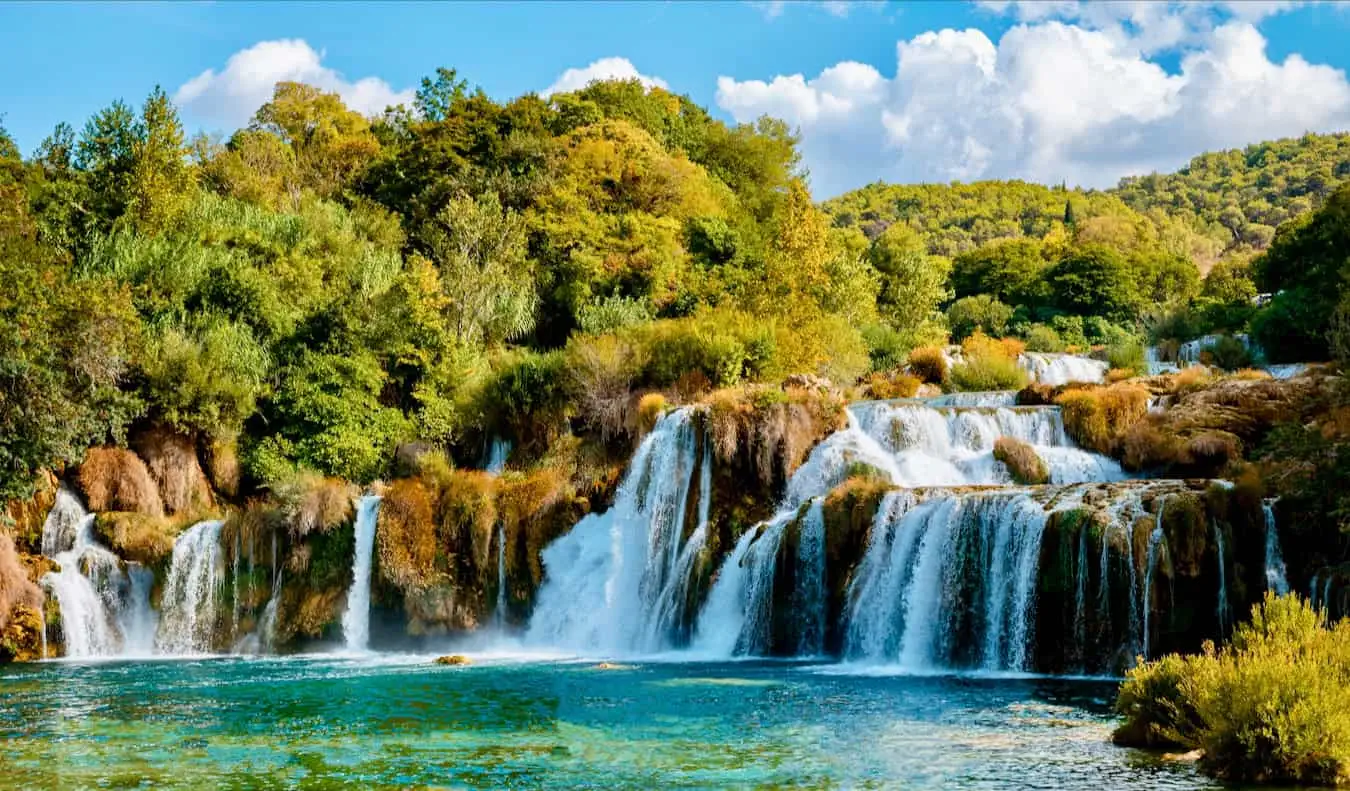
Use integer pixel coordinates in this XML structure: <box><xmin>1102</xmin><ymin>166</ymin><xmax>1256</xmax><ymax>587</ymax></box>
<box><xmin>0</xmin><ymin>655</ymin><xmax>1217</xmax><ymax>789</ymax></box>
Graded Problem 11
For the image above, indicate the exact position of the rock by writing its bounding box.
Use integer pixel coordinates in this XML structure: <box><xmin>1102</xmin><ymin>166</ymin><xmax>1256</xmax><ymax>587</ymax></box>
<box><xmin>435</xmin><ymin>654</ymin><xmax>472</xmax><ymax>666</ymax></box>
<box><xmin>1162</xmin><ymin>749</ymin><xmax>1204</xmax><ymax>763</ymax></box>
<box><xmin>3</xmin><ymin>469</ymin><xmax>58</xmax><ymax>553</ymax></box>
<box><xmin>593</xmin><ymin>662</ymin><xmax>629</xmax><ymax>670</ymax></box>
<box><xmin>130</xmin><ymin>426</ymin><xmax>214</xmax><ymax>516</ymax></box>
<box><xmin>783</xmin><ymin>373</ymin><xmax>835</xmax><ymax>392</ymax></box>
<box><xmin>916</xmin><ymin>383</ymin><xmax>943</xmax><ymax>399</ymax></box>
<box><xmin>93</xmin><ymin>512</ymin><xmax>180</xmax><ymax>566</ymax></box>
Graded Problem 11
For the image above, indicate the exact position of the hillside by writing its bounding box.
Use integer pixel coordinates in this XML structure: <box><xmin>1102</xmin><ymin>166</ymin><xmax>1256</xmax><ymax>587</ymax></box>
<box><xmin>823</xmin><ymin>132</ymin><xmax>1350</xmax><ymax>272</ymax></box>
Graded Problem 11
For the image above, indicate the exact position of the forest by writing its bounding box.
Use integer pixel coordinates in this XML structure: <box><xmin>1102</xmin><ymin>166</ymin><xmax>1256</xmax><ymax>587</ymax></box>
<box><xmin>4</xmin><ymin>72</ymin><xmax>1349</xmax><ymax>504</ymax></box>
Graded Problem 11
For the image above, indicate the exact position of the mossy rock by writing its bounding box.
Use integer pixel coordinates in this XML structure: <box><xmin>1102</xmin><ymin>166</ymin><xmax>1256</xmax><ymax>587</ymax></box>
<box><xmin>94</xmin><ymin>512</ymin><xmax>182</xmax><ymax>567</ymax></box>
<box><xmin>435</xmin><ymin>654</ymin><xmax>471</xmax><ymax>666</ymax></box>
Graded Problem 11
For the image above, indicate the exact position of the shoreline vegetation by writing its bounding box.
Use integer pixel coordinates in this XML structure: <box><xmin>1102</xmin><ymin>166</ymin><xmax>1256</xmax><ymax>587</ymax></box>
<box><xmin>3</xmin><ymin>68</ymin><xmax>1350</xmax><ymax>786</ymax></box>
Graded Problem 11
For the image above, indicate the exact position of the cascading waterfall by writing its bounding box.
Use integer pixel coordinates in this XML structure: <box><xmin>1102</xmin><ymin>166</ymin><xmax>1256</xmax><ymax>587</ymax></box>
<box><xmin>157</xmin><ymin>520</ymin><xmax>226</xmax><ymax>655</ymax></box>
<box><xmin>341</xmin><ymin>496</ymin><xmax>382</xmax><ymax>652</ymax></box>
<box><xmin>1263</xmin><ymin>500</ymin><xmax>1290</xmax><ymax>595</ymax></box>
<box><xmin>842</xmin><ymin>491</ymin><xmax>1050</xmax><ymax>672</ymax></box>
<box><xmin>39</xmin><ymin>488</ymin><xmax>137</xmax><ymax>658</ymax></box>
<box><xmin>527</xmin><ymin>408</ymin><xmax>704</xmax><ymax>654</ymax></box>
<box><xmin>1018</xmin><ymin>353</ymin><xmax>1108</xmax><ymax>386</ymax></box>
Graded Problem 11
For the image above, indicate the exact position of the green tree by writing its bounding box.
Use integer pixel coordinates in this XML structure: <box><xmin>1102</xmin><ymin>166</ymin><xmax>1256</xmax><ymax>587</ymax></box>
<box><xmin>1047</xmin><ymin>245</ymin><xmax>1141</xmax><ymax>321</ymax></box>
<box><xmin>868</xmin><ymin>223</ymin><xmax>951</xmax><ymax>331</ymax></box>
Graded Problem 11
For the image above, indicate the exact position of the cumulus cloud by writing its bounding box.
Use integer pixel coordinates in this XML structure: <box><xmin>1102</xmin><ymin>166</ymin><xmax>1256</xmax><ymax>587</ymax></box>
<box><xmin>175</xmin><ymin>39</ymin><xmax>414</xmax><ymax>129</ymax></box>
<box><xmin>715</xmin><ymin>21</ymin><xmax>1350</xmax><ymax>197</ymax></box>
<box><xmin>541</xmin><ymin>57</ymin><xmax>667</xmax><ymax>97</ymax></box>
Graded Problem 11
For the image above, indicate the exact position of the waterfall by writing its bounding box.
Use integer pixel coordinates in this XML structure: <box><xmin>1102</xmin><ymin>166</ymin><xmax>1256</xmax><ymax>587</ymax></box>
<box><xmin>1073</xmin><ymin>525</ymin><xmax>1090</xmax><ymax>653</ymax></box>
<box><xmin>527</xmin><ymin>408</ymin><xmax>702</xmax><ymax>654</ymax></box>
<box><xmin>157</xmin><ymin>520</ymin><xmax>225</xmax><ymax>655</ymax></box>
<box><xmin>341</xmin><ymin>496</ymin><xmax>382</xmax><ymax>652</ymax></box>
<box><xmin>1142</xmin><ymin>498</ymin><xmax>1169</xmax><ymax>659</ymax></box>
<box><xmin>1018</xmin><ymin>352</ymin><xmax>1108</xmax><ymax>386</ymax></box>
<box><xmin>924</xmin><ymin>391</ymin><xmax>1018</xmax><ymax>408</ymax></box>
<box><xmin>794</xmin><ymin>500</ymin><xmax>827</xmax><ymax>656</ymax></box>
<box><xmin>495</xmin><ymin>525</ymin><xmax>508</xmax><ymax>626</ymax></box>
<box><xmin>691</xmin><ymin>516</ymin><xmax>789</xmax><ymax>657</ymax></box>
<box><xmin>484</xmin><ymin>437</ymin><xmax>512</xmax><ymax>474</ymax></box>
<box><xmin>848</xmin><ymin>401</ymin><xmax>1124</xmax><ymax>487</ymax></box>
<box><xmin>1263</xmin><ymin>500</ymin><xmax>1290</xmax><ymax>595</ymax></box>
<box><xmin>1213</xmin><ymin>521</ymin><xmax>1231</xmax><ymax>634</ymax></box>
<box><xmin>39</xmin><ymin>488</ymin><xmax>131</xmax><ymax>658</ymax></box>
<box><xmin>840</xmin><ymin>490</ymin><xmax>1050</xmax><ymax>672</ymax></box>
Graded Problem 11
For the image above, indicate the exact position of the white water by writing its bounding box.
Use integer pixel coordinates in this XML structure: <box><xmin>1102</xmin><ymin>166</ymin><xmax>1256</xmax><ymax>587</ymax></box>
<box><xmin>527</xmin><ymin>408</ymin><xmax>704</xmax><ymax>654</ymax></box>
<box><xmin>156</xmin><ymin>520</ymin><xmax>226</xmax><ymax>655</ymax></box>
<box><xmin>794</xmin><ymin>500</ymin><xmax>827</xmax><ymax>656</ymax></box>
<box><xmin>484</xmin><ymin>437</ymin><xmax>512</xmax><ymax>474</ymax></box>
<box><xmin>39</xmin><ymin>488</ymin><xmax>140</xmax><ymax>657</ymax></box>
<box><xmin>1018</xmin><ymin>353</ymin><xmax>1107</xmax><ymax>386</ymax></box>
<box><xmin>495</xmin><ymin>525</ymin><xmax>508</xmax><ymax>626</ymax></box>
<box><xmin>842</xmin><ymin>490</ymin><xmax>1050</xmax><ymax>672</ymax></box>
<box><xmin>1263</xmin><ymin>500</ymin><xmax>1290</xmax><ymax>596</ymax></box>
<box><xmin>341</xmin><ymin>496</ymin><xmax>382</xmax><ymax>652</ymax></box>
<box><xmin>1141</xmin><ymin>498</ymin><xmax>1169</xmax><ymax>659</ymax></box>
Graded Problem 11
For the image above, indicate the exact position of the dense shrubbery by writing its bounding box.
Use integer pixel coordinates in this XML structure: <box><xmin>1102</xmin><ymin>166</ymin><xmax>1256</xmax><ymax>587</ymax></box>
<box><xmin>1115</xmin><ymin>594</ymin><xmax>1350</xmax><ymax>787</ymax></box>
<box><xmin>948</xmin><ymin>332</ymin><xmax>1028</xmax><ymax>392</ymax></box>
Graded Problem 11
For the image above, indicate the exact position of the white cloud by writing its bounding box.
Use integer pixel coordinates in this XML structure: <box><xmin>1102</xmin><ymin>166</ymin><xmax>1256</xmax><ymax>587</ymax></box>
<box><xmin>174</xmin><ymin>39</ymin><xmax>413</xmax><ymax>129</ymax></box>
<box><xmin>716</xmin><ymin>21</ymin><xmax>1350</xmax><ymax>196</ymax></box>
<box><xmin>541</xmin><ymin>57</ymin><xmax>668</xmax><ymax>97</ymax></box>
<box><xmin>976</xmin><ymin>1</ymin><xmax>1304</xmax><ymax>54</ymax></box>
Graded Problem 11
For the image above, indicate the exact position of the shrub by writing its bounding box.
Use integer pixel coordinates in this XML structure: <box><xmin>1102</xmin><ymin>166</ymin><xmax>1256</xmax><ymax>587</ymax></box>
<box><xmin>993</xmin><ymin>437</ymin><xmax>1049</xmax><ymax>485</ymax></box>
<box><xmin>1173</xmin><ymin>366</ymin><xmax>1215</xmax><ymax>396</ymax></box>
<box><xmin>946</xmin><ymin>294</ymin><xmax>1013</xmax><ymax>341</ymax></box>
<box><xmin>93</xmin><ymin>512</ymin><xmax>181</xmax><ymax>566</ymax></box>
<box><xmin>78</xmin><ymin>447</ymin><xmax>165</xmax><ymax>517</ymax></box>
<box><xmin>1114</xmin><ymin>594</ymin><xmax>1350</xmax><ymax>787</ymax></box>
<box><xmin>862</xmin><ymin>372</ymin><xmax>921</xmax><ymax>400</ymax></box>
<box><xmin>948</xmin><ymin>332</ymin><xmax>1029</xmax><ymax>392</ymax></box>
<box><xmin>906</xmin><ymin>345</ymin><xmax>949</xmax><ymax>385</ymax></box>
<box><xmin>1106</xmin><ymin>341</ymin><xmax>1147</xmax><ymax>377</ymax></box>
<box><xmin>1202</xmin><ymin>335</ymin><xmax>1253</xmax><ymax>372</ymax></box>
<box><xmin>1023</xmin><ymin>324</ymin><xmax>1064</xmax><ymax>353</ymax></box>
<box><xmin>272</xmin><ymin>471</ymin><xmax>357</xmax><ymax>538</ymax></box>
<box><xmin>860</xmin><ymin>323</ymin><xmax>910</xmax><ymax>372</ymax></box>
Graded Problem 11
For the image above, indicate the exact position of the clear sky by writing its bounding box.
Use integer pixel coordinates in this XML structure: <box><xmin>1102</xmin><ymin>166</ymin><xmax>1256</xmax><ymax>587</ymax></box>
<box><xmin>2</xmin><ymin>1</ymin><xmax>1349</xmax><ymax>197</ymax></box>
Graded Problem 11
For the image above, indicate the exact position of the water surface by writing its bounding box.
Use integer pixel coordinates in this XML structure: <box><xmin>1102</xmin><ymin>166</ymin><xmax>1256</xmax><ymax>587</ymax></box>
<box><xmin>0</xmin><ymin>656</ymin><xmax>1217</xmax><ymax>789</ymax></box>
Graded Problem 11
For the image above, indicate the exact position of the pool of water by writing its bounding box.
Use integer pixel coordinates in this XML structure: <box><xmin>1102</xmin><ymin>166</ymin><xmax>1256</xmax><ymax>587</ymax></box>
<box><xmin>0</xmin><ymin>654</ymin><xmax>1217</xmax><ymax>789</ymax></box>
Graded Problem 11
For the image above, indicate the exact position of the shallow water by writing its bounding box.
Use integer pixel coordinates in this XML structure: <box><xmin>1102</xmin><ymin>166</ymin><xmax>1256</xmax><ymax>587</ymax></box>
<box><xmin>0</xmin><ymin>655</ymin><xmax>1218</xmax><ymax>789</ymax></box>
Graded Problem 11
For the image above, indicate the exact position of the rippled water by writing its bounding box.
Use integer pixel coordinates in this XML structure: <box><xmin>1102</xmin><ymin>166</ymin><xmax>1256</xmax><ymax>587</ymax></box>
<box><xmin>0</xmin><ymin>656</ymin><xmax>1218</xmax><ymax>789</ymax></box>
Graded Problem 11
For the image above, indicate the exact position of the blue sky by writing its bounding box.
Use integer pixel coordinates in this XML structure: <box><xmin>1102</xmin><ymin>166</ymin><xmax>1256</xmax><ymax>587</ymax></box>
<box><xmin>3</xmin><ymin>1</ymin><xmax>1349</xmax><ymax>196</ymax></box>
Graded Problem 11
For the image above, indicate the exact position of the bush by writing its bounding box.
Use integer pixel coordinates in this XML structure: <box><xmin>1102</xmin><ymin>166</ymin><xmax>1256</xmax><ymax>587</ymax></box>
<box><xmin>636</xmin><ymin>393</ymin><xmax>667</xmax><ymax>435</ymax></box>
<box><xmin>1107</xmin><ymin>341</ymin><xmax>1148</xmax><ymax>377</ymax></box>
<box><xmin>1114</xmin><ymin>594</ymin><xmax>1350</xmax><ymax>787</ymax></box>
<box><xmin>993</xmin><ymin>437</ymin><xmax>1049</xmax><ymax>485</ymax></box>
<box><xmin>862</xmin><ymin>372</ymin><xmax>921</xmax><ymax>400</ymax></box>
<box><xmin>948</xmin><ymin>332</ymin><xmax>1029</xmax><ymax>392</ymax></box>
<box><xmin>1023</xmin><ymin>324</ymin><xmax>1064</xmax><ymax>353</ymax></box>
<box><xmin>946</xmin><ymin>294</ymin><xmax>1013</xmax><ymax>342</ymax></box>
<box><xmin>1202</xmin><ymin>335</ymin><xmax>1253</xmax><ymax>372</ymax></box>
<box><xmin>906</xmin><ymin>345</ymin><xmax>949</xmax><ymax>385</ymax></box>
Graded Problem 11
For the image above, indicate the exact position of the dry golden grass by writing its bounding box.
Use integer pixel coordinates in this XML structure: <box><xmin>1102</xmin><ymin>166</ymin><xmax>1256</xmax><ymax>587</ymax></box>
<box><xmin>1233</xmin><ymin>368</ymin><xmax>1273</xmax><ymax>381</ymax></box>
<box><xmin>273</xmin><ymin>472</ymin><xmax>357</xmax><ymax>537</ymax></box>
<box><xmin>1121</xmin><ymin>420</ymin><xmax>1186</xmax><ymax>471</ymax></box>
<box><xmin>1055</xmin><ymin>384</ymin><xmax>1151</xmax><ymax>454</ymax></box>
<box><xmin>375</xmin><ymin>477</ymin><xmax>438</xmax><ymax>592</ymax></box>
<box><xmin>79</xmin><ymin>447</ymin><xmax>164</xmax><ymax>517</ymax></box>
<box><xmin>906</xmin><ymin>345</ymin><xmax>949</xmax><ymax>385</ymax></box>
<box><xmin>1172</xmin><ymin>366</ymin><xmax>1215</xmax><ymax>396</ymax></box>
<box><xmin>1107</xmin><ymin>367</ymin><xmax>1135</xmax><ymax>384</ymax></box>
<box><xmin>637</xmin><ymin>392</ymin><xmax>668</xmax><ymax>437</ymax></box>
<box><xmin>1183</xmin><ymin>431</ymin><xmax>1241</xmax><ymax>472</ymax></box>
<box><xmin>993</xmin><ymin>436</ymin><xmax>1050</xmax><ymax>485</ymax></box>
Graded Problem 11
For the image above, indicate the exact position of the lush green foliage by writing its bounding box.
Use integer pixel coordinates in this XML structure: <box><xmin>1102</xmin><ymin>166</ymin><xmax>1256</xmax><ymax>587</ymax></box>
<box><xmin>1115</xmin><ymin>594</ymin><xmax>1350</xmax><ymax>786</ymax></box>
